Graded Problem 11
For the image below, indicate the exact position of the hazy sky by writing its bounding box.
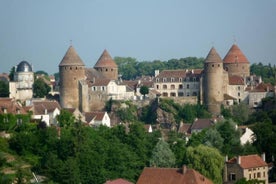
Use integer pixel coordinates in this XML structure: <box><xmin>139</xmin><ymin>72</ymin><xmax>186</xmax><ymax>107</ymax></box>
<box><xmin>0</xmin><ymin>0</ymin><xmax>275</xmax><ymax>75</ymax></box>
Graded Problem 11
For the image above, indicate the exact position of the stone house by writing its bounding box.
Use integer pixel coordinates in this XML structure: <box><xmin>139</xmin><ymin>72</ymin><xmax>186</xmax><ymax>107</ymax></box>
<box><xmin>224</xmin><ymin>154</ymin><xmax>268</xmax><ymax>184</ymax></box>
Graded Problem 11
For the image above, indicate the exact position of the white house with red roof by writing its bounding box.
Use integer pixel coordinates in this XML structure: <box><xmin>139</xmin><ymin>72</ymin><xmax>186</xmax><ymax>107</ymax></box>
<box><xmin>224</xmin><ymin>154</ymin><xmax>268</xmax><ymax>184</ymax></box>
<box><xmin>30</xmin><ymin>100</ymin><xmax>61</xmax><ymax>126</ymax></box>
<box><xmin>84</xmin><ymin>111</ymin><xmax>110</xmax><ymax>127</ymax></box>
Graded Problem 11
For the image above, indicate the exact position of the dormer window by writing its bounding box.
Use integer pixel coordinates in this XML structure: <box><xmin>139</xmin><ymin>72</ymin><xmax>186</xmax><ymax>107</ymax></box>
<box><xmin>171</xmin><ymin>78</ymin><xmax>174</xmax><ymax>82</ymax></box>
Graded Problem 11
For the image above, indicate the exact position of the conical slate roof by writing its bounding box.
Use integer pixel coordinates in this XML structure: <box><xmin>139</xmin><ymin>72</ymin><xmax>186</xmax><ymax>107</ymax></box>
<box><xmin>205</xmin><ymin>47</ymin><xmax>223</xmax><ymax>63</ymax></box>
<box><xmin>223</xmin><ymin>44</ymin><xmax>249</xmax><ymax>63</ymax></box>
<box><xmin>59</xmin><ymin>46</ymin><xmax>85</xmax><ymax>66</ymax></box>
<box><xmin>94</xmin><ymin>49</ymin><xmax>117</xmax><ymax>68</ymax></box>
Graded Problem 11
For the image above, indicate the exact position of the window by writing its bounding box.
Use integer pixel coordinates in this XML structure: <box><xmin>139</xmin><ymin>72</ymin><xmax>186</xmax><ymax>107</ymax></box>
<box><xmin>102</xmin><ymin>86</ymin><xmax>105</xmax><ymax>91</ymax></box>
<box><xmin>187</xmin><ymin>84</ymin><xmax>190</xmax><ymax>89</ymax></box>
<box><xmin>93</xmin><ymin>87</ymin><xmax>96</xmax><ymax>91</ymax></box>
<box><xmin>163</xmin><ymin>85</ymin><xmax>167</xmax><ymax>89</ymax></box>
<box><xmin>156</xmin><ymin>78</ymin><xmax>159</xmax><ymax>82</ymax></box>
<box><xmin>171</xmin><ymin>85</ymin><xmax>175</xmax><ymax>89</ymax></box>
<box><xmin>171</xmin><ymin>78</ymin><xmax>174</xmax><ymax>82</ymax></box>
<box><xmin>238</xmin><ymin>86</ymin><xmax>241</xmax><ymax>90</ymax></box>
<box><xmin>179</xmin><ymin>78</ymin><xmax>182</xmax><ymax>82</ymax></box>
<box><xmin>192</xmin><ymin>92</ymin><xmax>197</xmax><ymax>96</ymax></box>
<box><xmin>179</xmin><ymin>84</ymin><xmax>183</xmax><ymax>89</ymax></box>
<box><xmin>163</xmin><ymin>92</ymin><xmax>168</xmax><ymax>97</ymax></box>
<box><xmin>257</xmin><ymin>172</ymin><xmax>261</xmax><ymax>178</ymax></box>
<box><xmin>212</xmin><ymin>64</ymin><xmax>214</xmax><ymax>67</ymax></box>
<box><xmin>156</xmin><ymin>85</ymin><xmax>159</xmax><ymax>89</ymax></box>
<box><xmin>263</xmin><ymin>172</ymin><xmax>265</xmax><ymax>177</ymax></box>
<box><xmin>238</xmin><ymin>92</ymin><xmax>240</xmax><ymax>97</ymax></box>
<box><xmin>230</xmin><ymin>173</ymin><xmax>236</xmax><ymax>181</ymax></box>
<box><xmin>187</xmin><ymin>92</ymin><xmax>190</xmax><ymax>96</ymax></box>
<box><xmin>163</xmin><ymin>78</ymin><xmax>167</xmax><ymax>82</ymax></box>
<box><xmin>178</xmin><ymin>92</ymin><xmax>184</xmax><ymax>97</ymax></box>
<box><xmin>170</xmin><ymin>92</ymin><xmax>176</xmax><ymax>97</ymax></box>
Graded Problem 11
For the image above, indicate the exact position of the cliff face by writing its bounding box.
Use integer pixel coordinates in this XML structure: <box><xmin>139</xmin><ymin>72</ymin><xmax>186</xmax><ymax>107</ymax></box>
<box><xmin>156</xmin><ymin>108</ymin><xmax>177</xmax><ymax>130</ymax></box>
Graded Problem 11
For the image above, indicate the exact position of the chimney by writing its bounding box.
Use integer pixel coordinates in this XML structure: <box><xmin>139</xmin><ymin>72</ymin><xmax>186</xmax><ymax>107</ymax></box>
<box><xmin>44</xmin><ymin>109</ymin><xmax>47</xmax><ymax>115</ymax></box>
<box><xmin>155</xmin><ymin>70</ymin><xmax>159</xmax><ymax>77</ymax></box>
<box><xmin>225</xmin><ymin>155</ymin><xmax>228</xmax><ymax>162</ymax></box>
<box><xmin>237</xmin><ymin>156</ymin><xmax>241</xmax><ymax>164</ymax></box>
<box><xmin>182</xmin><ymin>165</ymin><xmax>187</xmax><ymax>174</ymax></box>
<box><xmin>261</xmin><ymin>153</ymin><xmax>266</xmax><ymax>162</ymax></box>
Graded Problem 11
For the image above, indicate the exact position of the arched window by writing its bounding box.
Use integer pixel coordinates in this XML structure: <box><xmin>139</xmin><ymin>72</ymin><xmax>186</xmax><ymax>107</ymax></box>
<box><xmin>163</xmin><ymin>85</ymin><xmax>167</xmax><ymax>89</ymax></box>
<box><xmin>171</xmin><ymin>84</ymin><xmax>175</xmax><ymax>89</ymax></box>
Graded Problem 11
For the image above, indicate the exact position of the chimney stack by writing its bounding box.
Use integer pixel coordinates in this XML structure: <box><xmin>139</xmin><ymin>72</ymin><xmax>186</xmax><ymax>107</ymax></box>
<box><xmin>237</xmin><ymin>156</ymin><xmax>241</xmax><ymax>164</ymax></box>
<box><xmin>262</xmin><ymin>153</ymin><xmax>266</xmax><ymax>162</ymax></box>
<box><xmin>182</xmin><ymin>165</ymin><xmax>187</xmax><ymax>174</ymax></box>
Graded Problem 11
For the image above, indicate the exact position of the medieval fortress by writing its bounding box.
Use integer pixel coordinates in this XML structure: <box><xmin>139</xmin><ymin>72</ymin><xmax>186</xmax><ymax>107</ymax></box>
<box><xmin>9</xmin><ymin>44</ymin><xmax>275</xmax><ymax>115</ymax></box>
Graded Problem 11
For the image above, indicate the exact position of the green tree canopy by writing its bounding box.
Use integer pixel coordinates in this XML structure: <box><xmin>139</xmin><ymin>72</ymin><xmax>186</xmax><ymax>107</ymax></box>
<box><xmin>33</xmin><ymin>78</ymin><xmax>51</xmax><ymax>98</ymax></box>
<box><xmin>150</xmin><ymin>139</ymin><xmax>176</xmax><ymax>167</ymax></box>
<box><xmin>185</xmin><ymin>145</ymin><xmax>224</xmax><ymax>184</ymax></box>
<box><xmin>0</xmin><ymin>81</ymin><xmax>9</xmax><ymax>97</ymax></box>
<box><xmin>139</xmin><ymin>85</ymin><xmax>149</xmax><ymax>97</ymax></box>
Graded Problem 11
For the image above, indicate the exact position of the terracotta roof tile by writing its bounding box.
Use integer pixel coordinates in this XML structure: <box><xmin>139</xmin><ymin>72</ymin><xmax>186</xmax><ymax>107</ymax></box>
<box><xmin>223</xmin><ymin>44</ymin><xmax>249</xmax><ymax>63</ymax></box>
<box><xmin>85</xmin><ymin>111</ymin><xmax>105</xmax><ymax>122</ymax></box>
<box><xmin>94</xmin><ymin>49</ymin><xmax>117</xmax><ymax>68</ymax></box>
<box><xmin>32</xmin><ymin>101</ymin><xmax>61</xmax><ymax>115</ymax></box>
<box><xmin>191</xmin><ymin>119</ymin><xmax>213</xmax><ymax>131</ymax></box>
<box><xmin>249</xmin><ymin>83</ymin><xmax>274</xmax><ymax>92</ymax></box>
<box><xmin>105</xmin><ymin>178</ymin><xmax>133</xmax><ymax>184</ymax></box>
<box><xmin>0</xmin><ymin>98</ymin><xmax>27</xmax><ymax>115</ymax></box>
<box><xmin>227</xmin><ymin>154</ymin><xmax>267</xmax><ymax>169</ymax></box>
<box><xmin>205</xmin><ymin>47</ymin><xmax>223</xmax><ymax>63</ymax></box>
<box><xmin>137</xmin><ymin>167</ymin><xmax>213</xmax><ymax>184</ymax></box>
<box><xmin>229</xmin><ymin>75</ymin><xmax>244</xmax><ymax>85</ymax></box>
<box><xmin>59</xmin><ymin>46</ymin><xmax>85</xmax><ymax>66</ymax></box>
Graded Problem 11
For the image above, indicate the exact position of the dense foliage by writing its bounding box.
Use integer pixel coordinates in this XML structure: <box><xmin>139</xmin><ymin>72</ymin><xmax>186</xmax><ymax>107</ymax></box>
<box><xmin>33</xmin><ymin>78</ymin><xmax>51</xmax><ymax>98</ymax></box>
<box><xmin>114</xmin><ymin>56</ymin><xmax>204</xmax><ymax>80</ymax></box>
<box><xmin>0</xmin><ymin>81</ymin><xmax>9</xmax><ymax>97</ymax></box>
<box><xmin>250</xmin><ymin>63</ymin><xmax>276</xmax><ymax>85</ymax></box>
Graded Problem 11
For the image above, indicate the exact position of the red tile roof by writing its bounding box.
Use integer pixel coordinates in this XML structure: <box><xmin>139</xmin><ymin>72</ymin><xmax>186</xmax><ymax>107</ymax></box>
<box><xmin>223</xmin><ymin>44</ymin><xmax>249</xmax><ymax>63</ymax></box>
<box><xmin>227</xmin><ymin>154</ymin><xmax>267</xmax><ymax>169</ymax></box>
<box><xmin>137</xmin><ymin>167</ymin><xmax>213</xmax><ymax>184</ymax></box>
<box><xmin>94</xmin><ymin>49</ymin><xmax>117</xmax><ymax>68</ymax></box>
<box><xmin>249</xmin><ymin>83</ymin><xmax>274</xmax><ymax>92</ymax></box>
<box><xmin>85</xmin><ymin>111</ymin><xmax>106</xmax><ymax>123</ymax></box>
<box><xmin>59</xmin><ymin>46</ymin><xmax>85</xmax><ymax>66</ymax></box>
<box><xmin>229</xmin><ymin>75</ymin><xmax>244</xmax><ymax>85</ymax></box>
<box><xmin>205</xmin><ymin>47</ymin><xmax>223</xmax><ymax>63</ymax></box>
<box><xmin>105</xmin><ymin>178</ymin><xmax>133</xmax><ymax>184</ymax></box>
<box><xmin>0</xmin><ymin>98</ymin><xmax>27</xmax><ymax>114</ymax></box>
<box><xmin>191</xmin><ymin>119</ymin><xmax>213</xmax><ymax>131</ymax></box>
<box><xmin>32</xmin><ymin>101</ymin><xmax>61</xmax><ymax>115</ymax></box>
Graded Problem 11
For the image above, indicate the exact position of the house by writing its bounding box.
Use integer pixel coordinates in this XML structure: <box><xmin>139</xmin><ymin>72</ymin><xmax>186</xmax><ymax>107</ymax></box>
<box><xmin>190</xmin><ymin>118</ymin><xmax>214</xmax><ymax>133</ymax></box>
<box><xmin>137</xmin><ymin>165</ymin><xmax>213</xmax><ymax>184</ymax></box>
<box><xmin>0</xmin><ymin>98</ymin><xmax>27</xmax><ymax>115</ymax></box>
<box><xmin>238</xmin><ymin>126</ymin><xmax>255</xmax><ymax>145</ymax></box>
<box><xmin>31</xmin><ymin>100</ymin><xmax>61</xmax><ymax>126</ymax></box>
<box><xmin>104</xmin><ymin>178</ymin><xmax>133</xmax><ymax>184</ymax></box>
<box><xmin>247</xmin><ymin>83</ymin><xmax>275</xmax><ymax>108</ymax></box>
<box><xmin>63</xmin><ymin>107</ymin><xmax>85</xmax><ymax>122</ymax></box>
<box><xmin>84</xmin><ymin>111</ymin><xmax>111</xmax><ymax>127</ymax></box>
<box><xmin>224</xmin><ymin>154</ymin><xmax>268</xmax><ymax>184</ymax></box>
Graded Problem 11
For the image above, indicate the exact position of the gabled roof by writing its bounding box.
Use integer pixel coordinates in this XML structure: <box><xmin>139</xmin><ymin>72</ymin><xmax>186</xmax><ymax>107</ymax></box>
<box><xmin>94</xmin><ymin>49</ymin><xmax>117</xmax><ymax>68</ymax></box>
<box><xmin>205</xmin><ymin>47</ymin><xmax>223</xmax><ymax>63</ymax></box>
<box><xmin>190</xmin><ymin>119</ymin><xmax>213</xmax><ymax>131</ymax></box>
<box><xmin>85</xmin><ymin>111</ymin><xmax>106</xmax><ymax>123</ymax></box>
<box><xmin>137</xmin><ymin>166</ymin><xmax>213</xmax><ymax>184</ymax></box>
<box><xmin>105</xmin><ymin>178</ymin><xmax>133</xmax><ymax>184</ymax></box>
<box><xmin>227</xmin><ymin>154</ymin><xmax>267</xmax><ymax>169</ymax></box>
<box><xmin>229</xmin><ymin>75</ymin><xmax>244</xmax><ymax>85</ymax></box>
<box><xmin>0</xmin><ymin>98</ymin><xmax>27</xmax><ymax>114</ymax></box>
<box><xmin>249</xmin><ymin>83</ymin><xmax>274</xmax><ymax>92</ymax></box>
<box><xmin>59</xmin><ymin>46</ymin><xmax>85</xmax><ymax>66</ymax></box>
<box><xmin>91</xmin><ymin>79</ymin><xmax>111</xmax><ymax>86</ymax></box>
<box><xmin>223</xmin><ymin>44</ymin><xmax>249</xmax><ymax>64</ymax></box>
<box><xmin>156</xmin><ymin>70</ymin><xmax>187</xmax><ymax>78</ymax></box>
<box><xmin>32</xmin><ymin>100</ymin><xmax>61</xmax><ymax>115</ymax></box>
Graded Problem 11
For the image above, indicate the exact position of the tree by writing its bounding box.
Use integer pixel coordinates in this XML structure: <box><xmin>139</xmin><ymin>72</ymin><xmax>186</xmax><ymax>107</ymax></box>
<box><xmin>33</xmin><ymin>78</ymin><xmax>51</xmax><ymax>98</ymax></box>
<box><xmin>56</xmin><ymin>110</ymin><xmax>75</xmax><ymax>128</ymax></box>
<box><xmin>185</xmin><ymin>145</ymin><xmax>224</xmax><ymax>184</ymax></box>
<box><xmin>139</xmin><ymin>85</ymin><xmax>149</xmax><ymax>98</ymax></box>
<box><xmin>232</xmin><ymin>103</ymin><xmax>250</xmax><ymax>124</ymax></box>
<box><xmin>0</xmin><ymin>81</ymin><xmax>9</xmax><ymax>97</ymax></box>
<box><xmin>9</xmin><ymin>66</ymin><xmax>15</xmax><ymax>81</ymax></box>
<box><xmin>203</xmin><ymin>128</ymin><xmax>224</xmax><ymax>150</ymax></box>
<box><xmin>150</xmin><ymin>139</ymin><xmax>175</xmax><ymax>167</ymax></box>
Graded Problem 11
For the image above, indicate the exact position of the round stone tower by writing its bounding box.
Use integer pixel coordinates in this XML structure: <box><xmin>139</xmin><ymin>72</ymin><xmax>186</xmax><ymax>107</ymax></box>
<box><xmin>223</xmin><ymin>44</ymin><xmax>250</xmax><ymax>77</ymax></box>
<box><xmin>59</xmin><ymin>46</ymin><xmax>85</xmax><ymax>109</ymax></box>
<box><xmin>94</xmin><ymin>49</ymin><xmax>118</xmax><ymax>80</ymax></box>
<box><xmin>10</xmin><ymin>61</ymin><xmax>34</xmax><ymax>102</ymax></box>
<box><xmin>203</xmin><ymin>47</ymin><xmax>224</xmax><ymax>115</ymax></box>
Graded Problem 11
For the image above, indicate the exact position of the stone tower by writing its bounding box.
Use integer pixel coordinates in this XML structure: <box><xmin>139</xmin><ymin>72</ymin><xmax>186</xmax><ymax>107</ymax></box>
<box><xmin>94</xmin><ymin>49</ymin><xmax>118</xmax><ymax>80</ymax></box>
<box><xmin>59</xmin><ymin>46</ymin><xmax>85</xmax><ymax>109</ymax></box>
<box><xmin>203</xmin><ymin>47</ymin><xmax>224</xmax><ymax>115</ymax></box>
<box><xmin>9</xmin><ymin>61</ymin><xmax>34</xmax><ymax>103</ymax></box>
<box><xmin>223</xmin><ymin>44</ymin><xmax>250</xmax><ymax>77</ymax></box>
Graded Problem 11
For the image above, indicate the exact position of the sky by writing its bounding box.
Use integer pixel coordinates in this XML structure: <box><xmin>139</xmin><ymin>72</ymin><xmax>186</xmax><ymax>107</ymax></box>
<box><xmin>0</xmin><ymin>0</ymin><xmax>275</xmax><ymax>75</ymax></box>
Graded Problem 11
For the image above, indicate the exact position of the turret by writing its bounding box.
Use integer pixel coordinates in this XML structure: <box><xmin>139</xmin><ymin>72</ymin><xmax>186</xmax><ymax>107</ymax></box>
<box><xmin>203</xmin><ymin>47</ymin><xmax>224</xmax><ymax>115</ymax></box>
<box><xmin>59</xmin><ymin>46</ymin><xmax>85</xmax><ymax>109</ymax></box>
